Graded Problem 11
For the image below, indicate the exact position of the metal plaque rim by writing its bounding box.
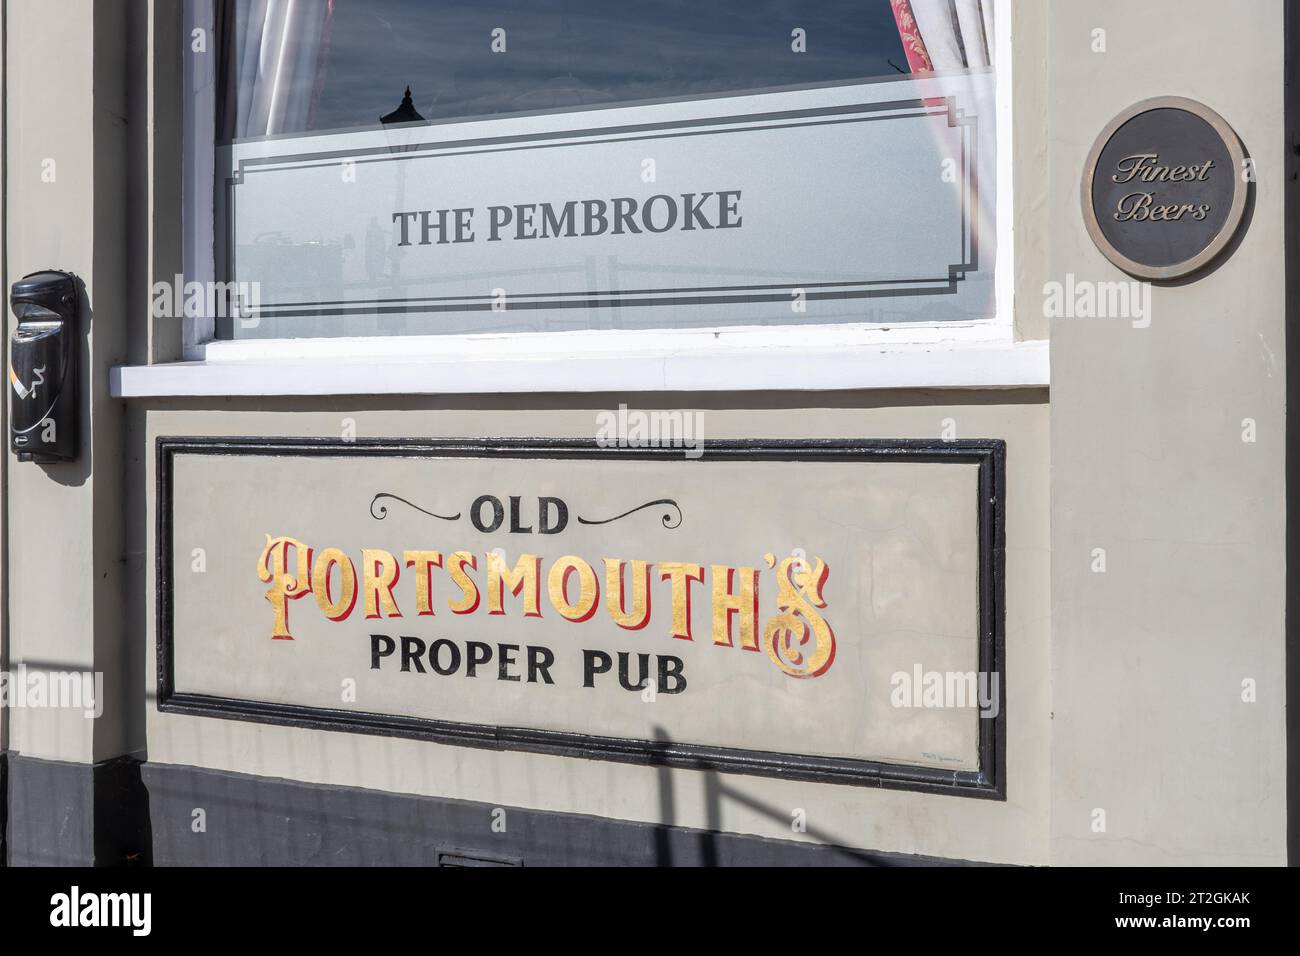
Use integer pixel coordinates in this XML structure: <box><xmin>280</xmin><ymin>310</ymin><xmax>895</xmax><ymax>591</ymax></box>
<box><xmin>1080</xmin><ymin>95</ymin><xmax>1248</xmax><ymax>281</ymax></box>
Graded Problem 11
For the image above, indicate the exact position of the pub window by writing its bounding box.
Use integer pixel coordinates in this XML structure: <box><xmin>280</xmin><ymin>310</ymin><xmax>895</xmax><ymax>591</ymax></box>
<box><xmin>184</xmin><ymin>0</ymin><xmax>1002</xmax><ymax>342</ymax></box>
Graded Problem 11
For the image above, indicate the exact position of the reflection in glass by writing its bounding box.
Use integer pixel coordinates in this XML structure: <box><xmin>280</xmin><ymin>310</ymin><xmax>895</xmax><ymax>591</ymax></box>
<box><xmin>200</xmin><ymin>0</ymin><xmax>999</xmax><ymax>339</ymax></box>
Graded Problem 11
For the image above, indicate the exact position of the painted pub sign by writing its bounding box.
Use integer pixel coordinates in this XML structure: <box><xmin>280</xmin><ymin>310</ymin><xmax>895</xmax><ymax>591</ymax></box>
<box><xmin>157</xmin><ymin>437</ymin><xmax>1004</xmax><ymax>796</ymax></box>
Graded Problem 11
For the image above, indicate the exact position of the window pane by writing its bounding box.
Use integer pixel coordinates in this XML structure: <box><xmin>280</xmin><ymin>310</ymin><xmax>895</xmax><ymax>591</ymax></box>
<box><xmin>205</xmin><ymin>0</ymin><xmax>998</xmax><ymax>339</ymax></box>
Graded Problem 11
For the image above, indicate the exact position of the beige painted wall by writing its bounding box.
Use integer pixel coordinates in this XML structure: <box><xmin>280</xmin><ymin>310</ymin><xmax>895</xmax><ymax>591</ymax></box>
<box><xmin>1047</xmin><ymin>0</ymin><xmax>1287</xmax><ymax>865</ymax></box>
<box><xmin>4</xmin><ymin>0</ymin><xmax>92</xmax><ymax>759</ymax></box>
<box><xmin>3</xmin><ymin>0</ymin><xmax>130</xmax><ymax>764</ymax></box>
<box><xmin>1011</xmin><ymin>0</ymin><xmax>1049</xmax><ymax>343</ymax></box>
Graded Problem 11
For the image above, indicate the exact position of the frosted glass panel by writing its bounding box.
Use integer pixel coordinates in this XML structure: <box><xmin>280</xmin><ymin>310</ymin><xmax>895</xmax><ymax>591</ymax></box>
<box><xmin>209</xmin><ymin>0</ymin><xmax>997</xmax><ymax>338</ymax></box>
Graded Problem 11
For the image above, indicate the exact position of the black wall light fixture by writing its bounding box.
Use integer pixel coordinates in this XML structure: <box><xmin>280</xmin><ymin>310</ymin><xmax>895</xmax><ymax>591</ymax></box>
<box><xmin>9</xmin><ymin>270</ymin><xmax>80</xmax><ymax>463</ymax></box>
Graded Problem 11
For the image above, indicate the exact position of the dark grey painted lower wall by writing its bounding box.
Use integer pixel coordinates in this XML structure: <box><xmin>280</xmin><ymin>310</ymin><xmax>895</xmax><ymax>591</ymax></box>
<box><xmin>141</xmin><ymin>762</ymin><xmax>971</xmax><ymax>866</ymax></box>
<box><xmin>7</xmin><ymin>753</ymin><xmax>96</xmax><ymax>866</ymax></box>
<box><xmin>3</xmin><ymin>753</ymin><xmax>151</xmax><ymax>866</ymax></box>
<box><xmin>5</xmin><ymin>751</ymin><xmax>982</xmax><ymax>866</ymax></box>
<box><xmin>0</xmin><ymin>753</ymin><xmax>7</xmax><ymax>865</ymax></box>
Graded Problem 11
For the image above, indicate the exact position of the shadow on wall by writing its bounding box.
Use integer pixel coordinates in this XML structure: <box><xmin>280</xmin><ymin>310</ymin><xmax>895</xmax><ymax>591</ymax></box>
<box><xmin>651</xmin><ymin>725</ymin><xmax>894</xmax><ymax>867</ymax></box>
<box><xmin>126</xmin><ymin>724</ymin><xmax>935</xmax><ymax>866</ymax></box>
<box><xmin>8</xmin><ymin>677</ymin><xmax>959</xmax><ymax>864</ymax></box>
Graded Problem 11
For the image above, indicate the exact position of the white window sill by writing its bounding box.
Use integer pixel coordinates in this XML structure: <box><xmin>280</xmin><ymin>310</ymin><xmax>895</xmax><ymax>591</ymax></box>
<box><xmin>110</xmin><ymin>332</ymin><xmax>1048</xmax><ymax>398</ymax></box>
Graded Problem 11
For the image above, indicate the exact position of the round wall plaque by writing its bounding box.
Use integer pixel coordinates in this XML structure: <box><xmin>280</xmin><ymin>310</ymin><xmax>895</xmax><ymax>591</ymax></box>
<box><xmin>1081</xmin><ymin>96</ymin><xmax>1247</xmax><ymax>281</ymax></box>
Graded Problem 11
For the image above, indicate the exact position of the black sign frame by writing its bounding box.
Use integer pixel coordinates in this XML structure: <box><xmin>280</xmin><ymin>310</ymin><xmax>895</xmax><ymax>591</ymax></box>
<box><xmin>155</xmin><ymin>436</ymin><xmax>1006</xmax><ymax>799</ymax></box>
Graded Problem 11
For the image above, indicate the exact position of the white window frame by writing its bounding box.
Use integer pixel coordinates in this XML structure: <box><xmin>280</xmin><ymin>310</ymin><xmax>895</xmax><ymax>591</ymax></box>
<box><xmin>114</xmin><ymin>0</ymin><xmax>1043</xmax><ymax>398</ymax></box>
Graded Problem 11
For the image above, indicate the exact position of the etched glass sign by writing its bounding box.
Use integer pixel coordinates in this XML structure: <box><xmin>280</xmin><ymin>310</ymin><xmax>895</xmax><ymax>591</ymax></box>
<box><xmin>204</xmin><ymin>0</ymin><xmax>999</xmax><ymax>338</ymax></box>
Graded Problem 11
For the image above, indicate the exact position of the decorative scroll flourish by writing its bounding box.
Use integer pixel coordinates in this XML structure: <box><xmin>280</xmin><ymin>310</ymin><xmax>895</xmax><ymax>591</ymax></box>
<box><xmin>370</xmin><ymin>493</ymin><xmax>460</xmax><ymax>522</ymax></box>
<box><xmin>577</xmin><ymin>498</ymin><xmax>682</xmax><ymax>530</ymax></box>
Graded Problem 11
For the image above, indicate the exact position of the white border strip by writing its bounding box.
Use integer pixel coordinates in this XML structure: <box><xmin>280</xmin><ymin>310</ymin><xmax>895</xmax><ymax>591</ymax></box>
<box><xmin>112</xmin><ymin>339</ymin><xmax>1047</xmax><ymax>397</ymax></box>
